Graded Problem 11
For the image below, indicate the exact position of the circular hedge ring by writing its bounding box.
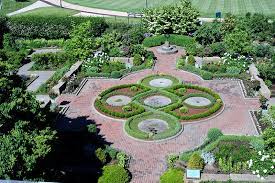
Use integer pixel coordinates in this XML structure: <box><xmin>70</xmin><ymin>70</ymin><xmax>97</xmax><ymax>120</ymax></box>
<box><xmin>124</xmin><ymin>112</ymin><xmax>182</xmax><ymax>141</ymax></box>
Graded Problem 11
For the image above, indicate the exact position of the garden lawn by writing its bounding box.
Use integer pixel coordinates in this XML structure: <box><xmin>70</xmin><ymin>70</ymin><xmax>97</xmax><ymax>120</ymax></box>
<box><xmin>1</xmin><ymin>0</ymin><xmax>36</xmax><ymax>15</ymax></box>
<box><xmin>64</xmin><ymin>0</ymin><xmax>275</xmax><ymax>17</ymax></box>
<box><xmin>15</xmin><ymin>7</ymin><xmax>79</xmax><ymax>16</ymax></box>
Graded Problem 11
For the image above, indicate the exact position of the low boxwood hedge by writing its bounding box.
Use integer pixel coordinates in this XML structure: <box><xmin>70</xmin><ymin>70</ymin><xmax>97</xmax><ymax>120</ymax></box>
<box><xmin>95</xmin><ymin>99</ymin><xmax>145</xmax><ymax>119</ymax></box>
<box><xmin>124</xmin><ymin>112</ymin><xmax>182</xmax><ymax>140</ymax></box>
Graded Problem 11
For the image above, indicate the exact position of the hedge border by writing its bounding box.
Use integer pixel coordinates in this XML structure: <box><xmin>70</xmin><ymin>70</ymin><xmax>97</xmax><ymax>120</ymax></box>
<box><xmin>124</xmin><ymin>111</ymin><xmax>182</xmax><ymax>141</ymax></box>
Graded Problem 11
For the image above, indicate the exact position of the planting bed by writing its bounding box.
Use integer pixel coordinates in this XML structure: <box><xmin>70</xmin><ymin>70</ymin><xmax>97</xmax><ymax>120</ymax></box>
<box><xmin>94</xmin><ymin>74</ymin><xmax>223</xmax><ymax>140</ymax></box>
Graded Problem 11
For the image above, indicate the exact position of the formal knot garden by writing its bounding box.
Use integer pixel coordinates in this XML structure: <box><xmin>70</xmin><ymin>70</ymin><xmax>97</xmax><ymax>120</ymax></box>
<box><xmin>95</xmin><ymin>74</ymin><xmax>223</xmax><ymax>141</ymax></box>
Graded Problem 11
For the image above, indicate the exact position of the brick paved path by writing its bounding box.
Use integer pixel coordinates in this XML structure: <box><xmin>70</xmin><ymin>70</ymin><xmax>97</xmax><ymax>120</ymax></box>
<box><xmin>56</xmin><ymin>47</ymin><xmax>260</xmax><ymax>183</ymax></box>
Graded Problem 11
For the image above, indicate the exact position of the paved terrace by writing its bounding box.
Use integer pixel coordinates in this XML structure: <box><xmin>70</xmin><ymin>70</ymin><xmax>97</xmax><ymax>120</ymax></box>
<box><xmin>56</xmin><ymin>47</ymin><xmax>260</xmax><ymax>183</ymax></box>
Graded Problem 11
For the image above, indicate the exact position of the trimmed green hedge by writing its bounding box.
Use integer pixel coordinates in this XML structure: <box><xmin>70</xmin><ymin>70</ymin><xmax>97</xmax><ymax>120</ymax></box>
<box><xmin>178</xmin><ymin>64</ymin><xmax>241</xmax><ymax>80</ymax></box>
<box><xmin>164</xmin><ymin>84</ymin><xmax>223</xmax><ymax>120</ymax></box>
<box><xmin>124</xmin><ymin>112</ymin><xmax>182</xmax><ymax>140</ymax></box>
<box><xmin>15</xmin><ymin>39</ymin><xmax>65</xmax><ymax>49</ymax></box>
<box><xmin>133</xmin><ymin>89</ymin><xmax>180</xmax><ymax>109</ymax></box>
<box><xmin>7</xmin><ymin>16</ymin><xmax>107</xmax><ymax>39</ymax></box>
<box><xmin>98</xmin><ymin>165</ymin><xmax>130</xmax><ymax>183</ymax></box>
<box><xmin>95</xmin><ymin>100</ymin><xmax>145</xmax><ymax>119</ymax></box>
<box><xmin>142</xmin><ymin>34</ymin><xmax>198</xmax><ymax>55</ymax></box>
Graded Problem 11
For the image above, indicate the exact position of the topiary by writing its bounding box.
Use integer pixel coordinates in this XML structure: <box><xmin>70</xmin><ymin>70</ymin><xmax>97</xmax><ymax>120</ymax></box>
<box><xmin>133</xmin><ymin>54</ymin><xmax>143</xmax><ymax>66</ymax></box>
<box><xmin>179</xmin><ymin>106</ymin><xmax>189</xmax><ymax>114</ymax></box>
<box><xmin>95</xmin><ymin>148</ymin><xmax>107</xmax><ymax>164</ymax></box>
<box><xmin>187</xmin><ymin>55</ymin><xmax>195</xmax><ymax>65</ymax></box>
<box><xmin>98</xmin><ymin>165</ymin><xmax>130</xmax><ymax>183</ymax></box>
<box><xmin>187</xmin><ymin>152</ymin><xmax>204</xmax><ymax>170</ymax></box>
<box><xmin>160</xmin><ymin>168</ymin><xmax>184</xmax><ymax>183</ymax></box>
<box><xmin>207</xmin><ymin>128</ymin><xmax>223</xmax><ymax>142</ymax></box>
<box><xmin>111</xmin><ymin>71</ymin><xmax>122</xmax><ymax>78</ymax></box>
<box><xmin>122</xmin><ymin>105</ymin><xmax>132</xmax><ymax>112</ymax></box>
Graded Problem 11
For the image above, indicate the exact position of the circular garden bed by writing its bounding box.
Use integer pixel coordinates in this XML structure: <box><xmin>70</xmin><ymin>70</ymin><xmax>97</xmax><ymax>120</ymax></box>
<box><xmin>94</xmin><ymin>74</ymin><xmax>223</xmax><ymax>140</ymax></box>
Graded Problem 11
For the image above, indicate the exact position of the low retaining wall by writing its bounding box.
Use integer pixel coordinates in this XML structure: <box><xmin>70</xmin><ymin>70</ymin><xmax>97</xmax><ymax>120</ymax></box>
<box><xmin>52</xmin><ymin>61</ymin><xmax>82</xmax><ymax>95</ymax></box>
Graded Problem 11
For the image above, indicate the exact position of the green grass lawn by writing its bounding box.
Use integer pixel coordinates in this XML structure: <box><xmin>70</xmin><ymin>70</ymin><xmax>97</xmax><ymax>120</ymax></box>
<box><xmin>0</xmin><ymin>0</ymin><xmax>36</xmax><ymax>15</ymax></box>
<box><xmin>64</xmin><ymin>0</ymin><xmax>275</xmax><ymax>17</ymax></box>
<box><xmin>15</xmin><ymin>7</ymin><xmax>79</xmax><ymax>16</ymax></box>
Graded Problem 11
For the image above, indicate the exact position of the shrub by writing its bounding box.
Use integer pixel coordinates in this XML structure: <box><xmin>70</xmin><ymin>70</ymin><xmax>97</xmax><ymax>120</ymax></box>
<box><xmin>167</xmin><ymin>154</ymin><xmax>179</xmax><ymax>168</ymax></box>
<box><xmin>179</xmin><ymin>106</ymin><xmax>188</xmax><ymax>114</ymax></box>
<box><xmin>87</xmin><ymin>124</ymin><xmax>97</xmax><ymax>134</ymax></box>
<box><xmin>95</xmin><ymin>148</ymin><xmax>107</xmax><ymax>164</ymax></box>
<box><xmin>8</xmin><ymin>16</ymin><xmax>107</xmax><ymax>39</ymax></box>
<box><xmin>262</xmin><ymin>128</ymin><xmax>275</xmax><ymax>151</ymax></box>
<box><xmin>31</xmin><ymin>52</ymin><xmax>74</xmax><ymax>70</ymax></box>
<box><xmin>160</xmin><ymin>168</ymin><xmax>183</xmax><ymax>183</ymax></box>
<box><xmin>249</xmin><ymin>138</ymin><xmax>265</xmax><ymax>151</ymax></box>
<box><xmin>105</xmin><ymin>146</ymin><xmax>118</xmax><ymax>160</ymax></box>
<box><xmin>226</xmin><ymin>66</ymin><xmax>241</xmax><ymax>74</ymax></box>
<box><xmin>133</xmin><ymin>54</ymin><xmax>143</xmax><ymax>66</ymax></box>
<box><xmin>143</xmin><ymin>0</ymin><xmax>199</xmax><ymax>35</ymax></box>
<box><xmin>116</xmin><ymin>152</ymin><xmax>130</xmax><ymax>168</ymax></box>
<box><xmin>130</xmin><ymin>86</ymin><xmax>138</xmax><ymax>92</ymax></box>
<box><xmin>98</xmin><ymin>165</ymin><xmax>130</xmax><ymax>183</ymax></box>
<box><xmin>111</xmin><ymin>71</ymin><xmax>122</xmax><ymax>78</ymax></box>
<box><xmin>0</xmin><ymin>16</ymin><xmax>8</xmax><ymax>48</ymax></box>
<box><xmin>187</xmin><ymin>152</ymin><xmax>204</xmax><ymax>169</ymax></box>
<box><xmin>207</xmin><ymin>128</ymin><xmax>223</xmax><ymax>142</ymax></box>
<box><xmin>15</xmin><ymin>39</ymin><xmax>65</xmax><ymax>49</ymax></box>
<box><xmin>122</xmin><ymin>105</ymin><xmax>132</xmax><ymax>112</ymax></box>
<box><xmin>187</xmin><ymin>55</ymin><xmax>195</xmax><ymax>65</ymax></box>
<box><xmin>210</xmin><ymin>42</ymin><xmax>226</xmax><ymax>56</ymax></box>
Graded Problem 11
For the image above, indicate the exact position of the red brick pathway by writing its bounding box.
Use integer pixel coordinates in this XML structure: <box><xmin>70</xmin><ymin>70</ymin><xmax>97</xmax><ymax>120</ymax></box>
<box><xmin>56</xmin><ymin>47</ymin><xmax>260</xmax><ymax>183</ymax></box>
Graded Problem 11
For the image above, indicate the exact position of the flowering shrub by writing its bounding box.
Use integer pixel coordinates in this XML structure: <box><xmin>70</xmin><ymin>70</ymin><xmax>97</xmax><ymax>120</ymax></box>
<box><xmin>248</xmin><ymin>150</ymin><xmax>275</xmax><ymax>179</ymax></box>
<box><xmin>82</xmin><ymin>52</ymin><xmax>110</xmax><ymax>72</ymax></box>
<box><xmin>222</xmin><ymin>53</ymin><xmax>252</xmax><ymax>73</ymax></box>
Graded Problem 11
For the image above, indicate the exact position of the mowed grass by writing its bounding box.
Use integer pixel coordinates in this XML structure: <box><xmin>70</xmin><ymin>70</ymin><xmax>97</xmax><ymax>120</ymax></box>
<box><xmin>65</xmin><ymin>0</ymin><xmax>275</xmax><ymax>17</ymax></box>
<box><xmin>0</xmin><ymin>0</ymin><xmax>36</xmax><ymax>15</ymax></box>
<box><xmin>14</xmin><ymin>7</ymin><xmax>79</xmax><ymax>16</ymax></box>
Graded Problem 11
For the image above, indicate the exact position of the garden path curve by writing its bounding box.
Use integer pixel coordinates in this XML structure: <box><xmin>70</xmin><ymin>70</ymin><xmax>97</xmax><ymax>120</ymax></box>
<box><xmin>56</xmin><ymin>47</ymin><xmax>260</xmax><ymax>183</ymax></box>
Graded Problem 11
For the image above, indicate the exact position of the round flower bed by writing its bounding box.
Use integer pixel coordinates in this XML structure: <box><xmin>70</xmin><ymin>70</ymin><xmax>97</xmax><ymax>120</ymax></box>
<box><xmin>124</xmin><ymin>112</ymin><xmax>182</xmax><ymax>141</ymax></box>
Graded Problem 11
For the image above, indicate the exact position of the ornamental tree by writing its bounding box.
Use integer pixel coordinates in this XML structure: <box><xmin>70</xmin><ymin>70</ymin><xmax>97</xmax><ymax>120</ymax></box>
<box><xmin>143</xmin><ymin>0</ymin><xmax>199</xmax><ymax>35</ymax></box>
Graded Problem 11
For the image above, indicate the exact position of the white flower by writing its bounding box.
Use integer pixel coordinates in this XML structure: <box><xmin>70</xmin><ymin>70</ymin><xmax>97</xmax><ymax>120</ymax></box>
<box><xmin>263</xmin><ymin>169</ymin><xmax>267</xmax><ymax>173</ymax></box>
<box><xmin>272</xmin><ymin>159</ymin><xmax>275</xmax><ymax>163</ymax></box>
<box><xmin>261</xmin><ymin>177</ymin><xmax>265</xmax><ymax>180</ymax></box>
<box><xmin>256</xmin><ymin>170</ymin><xmax>259</xmax><ymax>173</ymax></box>
<box><xmin>258</xmin><ymin>151</ymin><xmax>262</xmax><ymax>155</ymax></box>
<box><xmin>252</xmin><ymin>171</ymin><xmax>256</xmax><ymax>174</ymax></box>
<box><xmin>257</xmin><ymin>174</ymin><xmax>260</xmax><ymax>178</ymax></box>
<box><xmin>271</xmin><ymin>166</ymin><xmax>274</xmax><ymax>169</ymax></box>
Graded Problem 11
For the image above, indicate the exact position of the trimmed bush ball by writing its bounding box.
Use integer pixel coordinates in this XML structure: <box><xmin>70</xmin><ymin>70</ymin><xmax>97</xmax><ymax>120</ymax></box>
<box><xmin>122</xmin><ymin>105</ymin><xmax>132</xmax><ymax>112</ymax></box>
<box><xmin>207</xmin><ymin>128</ymin><xmax>223</xmax><ymax>142</ymax></box>
<box><xmin>160</xmin><ymin>168</ymin><xmax>184</xmax><ymax>183</ymax></box>
<box><xmin>130</xmin><ymin>86</ymin><xmax>138</xmax><ymax>92</ymax></box>
<box><xmin>179</xmin><ymin>106</ymin><xmax>188</xmax><ymax>114</ymax></box>
<box><xmin>98</xmin><ymin>165</ymin><xmax>130</xmax><ymax>183</ymax></box>
<box><xmin>133</xmin><ymin>54</ymin><xmax>143</xmax><ymax>66</ymax></box>
<box><xmin>87</xmin><ymin>123</ymin><xmax>97</xmax><ymax>134</ymax></box>
<box><xmin>95</xmin><ymin>148</ymin><xmax>107</xmax><ymax>164</ymax></box>
<box><xmin>178</xmin><ymin>88</ymin><xmax>186</xmax><ymax>95</ymax></box>
<box><xmin>187</xmin><ymin>152</ymin><xmax>204</xmax><ymax>170</ymax></box>
<box><xmin>187</xmin><ymin>55</ymin><xmax>195</xmax><ymax>65</ymax></box>
<box><xmin>111</xmin><ymin>71</ymin><xmax>122</xmax><ymax>78</ymax></box>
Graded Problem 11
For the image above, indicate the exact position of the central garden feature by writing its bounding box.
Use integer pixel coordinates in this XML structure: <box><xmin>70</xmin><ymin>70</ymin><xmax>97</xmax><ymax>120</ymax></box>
<box><xmin>94</xmin><ymin>74</ymin><xmax>223</xmax><ymax>141</ymax></box>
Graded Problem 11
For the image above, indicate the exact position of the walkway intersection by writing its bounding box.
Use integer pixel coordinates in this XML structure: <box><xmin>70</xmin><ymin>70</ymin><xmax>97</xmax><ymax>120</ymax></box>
<box><xmin>56</xmin><ymin>48</ymin><xmax>260</xmax><ymax>182</ymax></box>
